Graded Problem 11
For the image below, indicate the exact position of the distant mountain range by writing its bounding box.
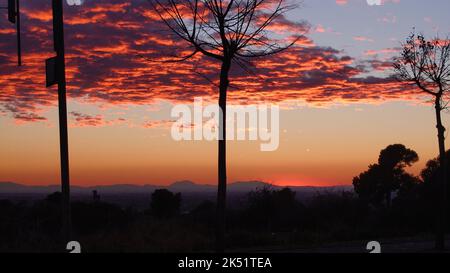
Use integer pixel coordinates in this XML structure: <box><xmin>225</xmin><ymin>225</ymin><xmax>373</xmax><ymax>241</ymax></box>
<box><xmin>0</xmin><ymin>180</ymin><xmax>352</xmax><ymax>195</ymax></box>
<box><xmin>0</xmin><ymin>181</ymin><xmax>353</xmax><ymax>210</ymax></box>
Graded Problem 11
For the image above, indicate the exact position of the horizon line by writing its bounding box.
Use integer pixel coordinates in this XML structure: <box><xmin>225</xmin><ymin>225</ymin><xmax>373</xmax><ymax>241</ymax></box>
<box><xmin>0</xmin><ymin>180</ymin><xmax>352</xmax><ymax>189</ymax></box>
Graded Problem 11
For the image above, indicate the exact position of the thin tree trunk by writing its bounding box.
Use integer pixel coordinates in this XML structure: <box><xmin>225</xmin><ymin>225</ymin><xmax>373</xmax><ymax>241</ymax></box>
<box><xmin>435</xmin><ymin>97</ymin><xmax>447</xmax><ymax>251</ymax></box>
<box><xmin>216</xmin><ymin>58</ymin><xmax>231</xmax><ymax>253</ymax></box>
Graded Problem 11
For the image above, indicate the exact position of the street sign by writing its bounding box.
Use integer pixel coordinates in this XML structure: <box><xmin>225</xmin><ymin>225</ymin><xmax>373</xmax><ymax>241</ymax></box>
<box><xmin>45</xmin><ymin>56</ymin><xmax>58</xmax><ymax>87</ymax></box>
<box><xmin>8</xmin><ymin>0</ymin><xmax>16</xmax><ymax>23</ymax></box>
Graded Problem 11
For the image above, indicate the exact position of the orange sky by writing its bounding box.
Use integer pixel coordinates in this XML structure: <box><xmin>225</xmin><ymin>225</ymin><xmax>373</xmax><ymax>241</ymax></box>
<box><xmin>1</xmin><ymin>101</ymin><xmax>449</xmax><ymax>186</ymax></box>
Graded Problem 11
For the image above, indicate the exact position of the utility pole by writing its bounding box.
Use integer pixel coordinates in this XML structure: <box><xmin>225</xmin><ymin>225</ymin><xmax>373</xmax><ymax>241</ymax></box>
<box><xmin>4</xmin><ymin>0</ymin><xmax>73</xmax><ymax>246</ymax></box>
<box><xmin>47</xmin><ymin>0</ymin><xmax>71</xmax><ymax>243</ymax></box>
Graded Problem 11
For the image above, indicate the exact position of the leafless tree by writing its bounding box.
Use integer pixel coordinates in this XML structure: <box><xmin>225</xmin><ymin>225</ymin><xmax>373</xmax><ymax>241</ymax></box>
<box><xmin>393</xmin><ymin>32</ymin><xmax>450</xmax><ymax>251</ymax></box>
<box><xmin>149</xmin><ymin>0</ymin><xmax>301</xmax><ymax>252</ymax></box>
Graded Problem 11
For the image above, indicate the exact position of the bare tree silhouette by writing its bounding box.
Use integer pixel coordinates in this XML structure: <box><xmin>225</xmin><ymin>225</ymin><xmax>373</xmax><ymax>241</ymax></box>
<box><xmin>393</xmin><ymin>32</ymin><xmax>450</xmax><ymax>251</ymax></box>
<box><xmin>149</xmin><ymin>0</ymin><xmax>301</xmax><ymax>252</ymax></box>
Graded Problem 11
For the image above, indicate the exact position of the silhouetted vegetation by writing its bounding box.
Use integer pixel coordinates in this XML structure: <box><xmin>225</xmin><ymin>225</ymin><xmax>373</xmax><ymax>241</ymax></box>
<box><xmin>150</xmin><ymin>189</ymin><xmax>181</xmax><ymax>219</ymax></box>
<box><xmin>393</xmin><ymin>32</ymin><xmax>450</xmax><ymax>250</ymax></box>
<box><xmin>238</xmin><ymin>187</ymin><xmax>305</xmax><ymax>232</ymax></box>
<box><xmin>353</xmin><ymin>144</ymin><xmax>419</xmax><ymax>208</ymax></box>
<box><xmin>1</xmin><ymin>155</ymin><xmax>449</xmax><ymax>252</ymax></box>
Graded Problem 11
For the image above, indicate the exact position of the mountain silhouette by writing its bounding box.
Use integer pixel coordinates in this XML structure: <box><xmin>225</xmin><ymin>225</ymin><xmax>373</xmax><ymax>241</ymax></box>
<box><xmin>0</xmin><ymin>181</ymin><xmax>352</xmax><ymax>194</ymax></box>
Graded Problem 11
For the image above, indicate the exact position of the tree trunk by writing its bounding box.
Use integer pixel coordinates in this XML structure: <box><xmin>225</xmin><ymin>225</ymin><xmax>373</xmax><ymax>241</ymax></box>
<box><xmin>435</xmin><ymin>97</ymin><xmax>447</xmax><ymax>251</ymax></box>
<box><xmin>216</xmin><ymin>58</ymin><xmax>231</xmax><ymax>253</ymax></box>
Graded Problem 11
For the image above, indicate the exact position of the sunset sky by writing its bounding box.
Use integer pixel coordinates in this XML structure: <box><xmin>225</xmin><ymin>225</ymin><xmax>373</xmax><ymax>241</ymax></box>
<box><xmin>1</xmin><ymin>0</ymin><xmax>450</xmax><ymax>187</ymax></box>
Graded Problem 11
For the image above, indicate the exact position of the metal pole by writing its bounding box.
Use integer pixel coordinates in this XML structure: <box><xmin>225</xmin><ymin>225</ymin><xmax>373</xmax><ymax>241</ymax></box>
<box><xmin>52</xmin><ymin>0</ymin><xmax>71</xmax><ymax>243</ymax></box>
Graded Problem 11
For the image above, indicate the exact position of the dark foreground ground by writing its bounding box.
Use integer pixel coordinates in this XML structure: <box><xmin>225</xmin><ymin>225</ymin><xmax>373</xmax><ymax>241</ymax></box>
<box><xmin>233</xmin><ymin>236</ymin><xmax>450</xmax><ymax>253</ymax></box>
<box><xmin>1</xmin><ymin>184</ymin><xmax>450</xmax><ymax>253</ymax></box>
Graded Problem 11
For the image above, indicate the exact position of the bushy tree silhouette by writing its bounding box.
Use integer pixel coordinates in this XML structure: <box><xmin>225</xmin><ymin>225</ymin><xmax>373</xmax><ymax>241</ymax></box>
<box><xmin>421</xmin><ymin>151</ymin><xmax>450</xmax><ymax>211</ymax></box>
<box><xmin>150</xmin><ymin>189</ymin><xmax>181</xmax><ymax>219</ymax></box>
<box><xmin>245</xmin><ymin>187</ymin><xmax>303</xmax><ymax>232</ymax></box>
<box><xmin>422</xmin><ymin>150</ymin><xmax>450</xmax><ymax>184</ymax></box>
<box><xmin>353</xmin><ymin>144</ymin><xmax>419</xmax><ymax>208</ymax></box>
